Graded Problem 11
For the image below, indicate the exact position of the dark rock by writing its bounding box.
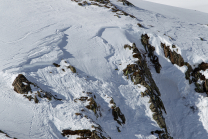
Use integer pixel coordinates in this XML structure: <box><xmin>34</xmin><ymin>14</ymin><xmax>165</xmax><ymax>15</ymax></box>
<box><xmin>78</xmin><ymin>3</ymin><xmax>83</xmax><ymax>6</ymax></box>
<box><xmin>137</xmin><ymin>23</ymin><xmax>143</xmax><ymax>28</ymax></box>
<box><xmin>199</xmin><ymin>62</ymin><xmax>208</xmax><ymax>71</ymax></box>
<box><xmin>109</xmin><ymin>98</ymin><xmax>116</xmax><ymax>105</ymax></box>
<box><xmin>141</xmin><ymin>34</ymin><xmax>149</xmax><ymax>51</ymax></box>
<box><xmin>34</xmin><ymin>95</ymin><xmax>39</xmax><ymax>103</ymax></box>
<box><xmin>161</xmin><ymin>42</ymin><xmax>185</xmax><ymax>67</ymax></box>
<box><xmin>204</xmin><ymin>79</ymin><xmax>208</xmax><ymax>92</ymax></box>
<box><xmin>62</xmin><ymin>129</ymin><xmax>110</xmax><ymax>139</ymax></box>
<box><xmin>123</xmin><ymin>40</ymin><xmax>171</xmax><ymax>138</ymax></box>
<box><xmin>116</xmin><ymin>126</ymin><xmax>121</xmax><ymax>132</ymax></box>
<box><xmin>184</xmin><ymin>62</ymin><xmax>193</xmax><ymax>80</ymax></box>
<box><xmin>12</xmin><ymin>74</ymin><xmax>31</xmax><ymax>94</ymax></box>
<box><xmin>124</xmin><ymin>44</ymin><xmax>132</xmax><ymax>50</ymax></box>
<box><xmin>172</xmin><ymin>45</ymin><xmax>176</xmax><ymax>48</ymax></box>
<box><xmin>86</xmin><ymin>97</ymin><xmax>99</xmax><ymax>116</ymax></box>
<box><xmin>141</xmin><ymin>92</ymin><xmax>144</xmax><ymax>97</ymax></box>
<box><xmin>27</xmin><ymin>95</ymin><xmax>34</xmax><ymax>101</ymax></box>
<box><xmin>80</xmin><ymin>97</ymin><xmax>88</xmax><ymax>101</ymax></box>
<box><xmin>62</xmin><ymin>129</ymin><xmax>92</xmax><ymax>137</ymax></box>
<box><xmin>149</xmin><ymin>103</ymin><xmax>157</xmax><ymax>112</ymax></box>
<box><xmin>53</xmin><ymin>63</ymin><xmax>60</xmax><ymax>67</ymax></box>
<box><xmin>160</xmin><ymin>43</ymin><xmax>208</xmax><ymax>95</ymax></box>
<box><xmin>141</xmin><ymin>34</ymin><xmax>161</xmax><ymax>73</ymax></box>
<box><xmin>37</xmin><ymin>91</ymin><xmax>42</xmax><ymax>98</ymax></box>
<box><xmin>12</xmin><ymin>75</ymin><xmax>61</xmax><ymax>103</ymax></box>
<box><xmin>169</xmin><ymin>51</ymin><xmax>184</xmax><ymax>66</ymax></box>
<box><xmin>112</xmin><ymin>107</ymin><xmax>125</xmax><ymax>125</ymax></box>
<box><xmin>118</xmin><ymin>0</ymin><xmax>134</xmax><ymax>6</ymax></box>
<box><xmin>201</xmin><ymin>75</ymin><xmax>206</xmax><ymax>80</ymax></box>
<box><xmin>153</xmin><ymin>112</ymin><xmax>166</xmax><ymax>128</ymax></box>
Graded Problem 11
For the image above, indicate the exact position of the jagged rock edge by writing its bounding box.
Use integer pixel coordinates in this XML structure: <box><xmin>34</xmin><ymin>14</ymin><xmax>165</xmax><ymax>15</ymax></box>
<box><xmin>123</xmin><ymin>41</ymin><xmax>173</xmax><ymax>139</ymax></box>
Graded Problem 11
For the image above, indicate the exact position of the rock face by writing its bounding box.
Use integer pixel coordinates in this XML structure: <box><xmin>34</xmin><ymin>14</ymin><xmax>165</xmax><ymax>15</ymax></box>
<box><xmin>71</xmin><ymin>0</ymin><xmax>138</xmax><ymax>22</ymax></box>
<box><xmin>160</xmin><ymin>42</ymin><xmax>208</xmax><ymax>95</ymax></box>
<box><xmin>141</xmin><ymin>34</ymin><xmax>161</xmax><ymax>73</ymax></box>
<box><xmin>198</xmin><ymin>62</ymin><xmax>208</xmax><ymax>71</ymax></box>
<box><xmin>110</xmin><ymin>99</ymin><xmax>126</xmax><ymax>125</ymax></box>
<box><xmin>12</xmin><ymin>74</ymin><xmax>61</xmax><ymax>103</ymax></box>
<box><xmin>85</xmin><ymin>97</ymin><xmax>100</xmax><ymax>117</ymax></box>
<box><xmin>62</xmin><ymin>129</ymin><xmax>109</xmax><ymax>139</ymax></box>
<box><xmin>12</xmin><ymin>74</ymin><xmax>32</xmax><ymax>94</ymax></box>
<box><xmin>63</xmin><ymin>92</ymin><xmax>111</xmax><ymax>139</ymax></box>
<box><xmin>161</xmin><ymin>43</ymin><xmax>184</xmax><ymax>67</ymax></box>
<box><xmin>118</xmin><ymin>0</ymin><xmax>134</xmax><ymax>6</ymax></box>
<box><xmin>123</xmin><ymin>42</ymin><xmax>172</xmax><ymax>139</ymax></box>
<box><xmin>112</xmin><ymin>107</ymin><xmax>125</xmax><ymax>125</ymax></box>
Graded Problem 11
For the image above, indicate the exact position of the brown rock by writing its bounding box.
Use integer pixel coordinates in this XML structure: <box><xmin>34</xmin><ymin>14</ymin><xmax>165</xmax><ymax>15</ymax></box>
<box><xmin>199</xmin><ymin>62</ymin><xmax>208</xmax><ymax>71</ymax></box>
<box><xmin>12</xmin><ymin>74</ymin><xmax>31</xmax><ymax>94</ymax></box>
<box><xmin>53</xmin><ymin>63</ymin><xmax>60</xmax><ymax>67</ymax></box>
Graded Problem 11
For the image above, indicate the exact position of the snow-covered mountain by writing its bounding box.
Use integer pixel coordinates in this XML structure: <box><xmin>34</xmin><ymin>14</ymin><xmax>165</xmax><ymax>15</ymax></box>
<box><xmin>0</xmin><ymin>0</ymin><xmax>208</xmax><ymax>139</ymax></box>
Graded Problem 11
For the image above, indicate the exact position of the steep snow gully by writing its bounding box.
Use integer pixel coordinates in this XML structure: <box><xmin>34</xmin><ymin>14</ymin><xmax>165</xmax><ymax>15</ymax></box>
<box><xmin>0</xmin><ymin>0</ymin><xmax>208</xmax><ymax>139</ymax></box>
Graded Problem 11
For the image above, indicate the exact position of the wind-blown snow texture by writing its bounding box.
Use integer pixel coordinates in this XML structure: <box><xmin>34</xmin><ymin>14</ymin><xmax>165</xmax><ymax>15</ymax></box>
<box><xmin>0</xmin><ymin>0</ymin><xmax>208</xmax><ymax>139</ymax></box>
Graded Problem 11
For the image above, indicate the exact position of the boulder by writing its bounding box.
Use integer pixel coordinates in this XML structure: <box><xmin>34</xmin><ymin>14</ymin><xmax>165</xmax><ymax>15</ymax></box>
<box><xmin>12</xmin><ymin>74</ymin><xmax>31</xmax><ymax>94</ymax></box>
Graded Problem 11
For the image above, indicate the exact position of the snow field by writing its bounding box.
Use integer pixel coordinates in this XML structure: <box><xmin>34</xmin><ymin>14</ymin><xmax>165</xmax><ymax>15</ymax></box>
<box><xmin>0</xmin><ymin>0</ymin><xmax>208</xmax><ymax>138</ymax></box>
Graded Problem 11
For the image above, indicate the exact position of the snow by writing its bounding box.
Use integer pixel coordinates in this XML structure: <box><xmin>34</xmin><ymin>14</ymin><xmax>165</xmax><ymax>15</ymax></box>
<box><xmin>0</xmin><ymin>0</ymin><xmax>208</xmax><ymax>138</ymax></box>
<box><xmin>128</xmin><ymin>0</ymin><xmax>208</xmax><ymax>24</ymax></box>
<box><xmin>143</xmin><ymin>0</ymin><xmax>208</xmax><ymax>14</ymax></box>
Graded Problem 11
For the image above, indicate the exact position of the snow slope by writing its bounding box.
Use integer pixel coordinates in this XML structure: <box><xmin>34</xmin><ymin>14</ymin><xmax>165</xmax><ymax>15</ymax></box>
<box><xmin>128</xmin><ymin>0</ymin><xmax>208</xmax><ymax>24</ymax></box>
<box><xmin>143</xmin><ymin>0</ymin><xmax>208</xmax><ymax>14</ymax></box>
<box><xmin>0</xmin><ymin>0</ymin><xmax>208</xmax><ymax>139</ymax></box>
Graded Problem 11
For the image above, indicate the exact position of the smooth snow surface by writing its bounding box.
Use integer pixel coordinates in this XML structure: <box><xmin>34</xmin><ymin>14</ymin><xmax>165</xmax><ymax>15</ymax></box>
<box><xmin>0</xmin><ymin>0</ymin><xmax>208</xmax><ymax>139</ymax></box>
<box><xmin>128</xmin><ymin>0</ymin><xmax>208</xmax><ymax>24</ymax></box>
<box><xmin>143</xmin><ymin>0</ymin><xmax>208</xmax><ymax>14</ymax></box>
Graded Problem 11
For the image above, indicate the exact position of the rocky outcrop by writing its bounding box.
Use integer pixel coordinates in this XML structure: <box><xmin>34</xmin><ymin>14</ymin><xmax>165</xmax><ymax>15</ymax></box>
<box><xmin>62</xmin><ymin>128</ymin><xmax>110</xmax><ymax>139</ymax></box>
<box><xmin>110</xmin><ymin>99</ymin><xmax>126</xmax><ymax>125</ymax></box>
<box><xmin>151</xmin><ymin>130</ymin><xmax>168</xmax><ymax>139</ymax></box>
<box><xmin>74</xmin><ymin>92</ymin><xmax>102</xmax><ymax>118</ymax></box>
<box><xmin>85</xmin><ymin>97</ymin><xmax>100</xmax><ymax>117</ymax></box>
<box><xmin>64</xmin><ymin>92</ymin><xmax>111</xmax><ymax>138</ymax></box>
<box><xmin>141</xmin><ymin>34</ymin><xmax>162</xmax><ymax>73</ymax></box>
<box><xmin>74</xmin><ymin>92</ymin><xmax>126</xmax><ymax>127</ymax></box>
<box><xmin>161</xmin><ymin>43</ymin><xmax>184</xmax><ymax>67</ymax></box>
<box><xmin>160</xmin><ymin>42</ymin><xmax>208</xmax><ymax>95</ymax></box>
<box><xmin>71</xmin><ymin>0</ymin><xmax>138</xmax><ymax>21</ymax></box>
<box><xmin>118</xmin><ymin>0</ymin><xmax>134</xmax><ymax>6</ymax></box>
<box><xmin>123</xmin><ymin>43</ymin><xmax>172</xmax><ymax>139</ymax></box>
<box><xmin>12</xmin><ymin>74</ymin><xmax>32</xmax><ymax>94</ymax></box>
<box><xmin>53</xmin><ymin>62</ymin><xmax>77</xmax><ymax>73</ymax></box>
<box><xmin>12</xmin><ymin>74</ymin><xmax>61</xmax><ymax>103</ymax></box>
